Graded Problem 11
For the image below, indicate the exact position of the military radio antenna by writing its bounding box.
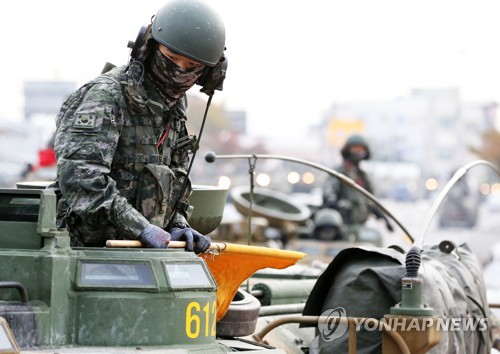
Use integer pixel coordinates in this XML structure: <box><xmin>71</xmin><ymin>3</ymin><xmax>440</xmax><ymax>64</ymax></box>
<box><xmin>166</xmin><ymin>94</ymin><xmax>214</xmax><ymax>231</ymax></box>
<box><xmin>417</xmin><ymin>159</ymin><xmax>500</xmax><ymax>249</ymax></box>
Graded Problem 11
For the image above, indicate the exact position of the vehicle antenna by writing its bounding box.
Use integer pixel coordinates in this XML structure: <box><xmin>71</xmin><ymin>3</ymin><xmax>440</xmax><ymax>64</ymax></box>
<box><xmin>166</xmin><ymin>94</ymin><xmax>213</xmax><ymax>231</ymax></box>
<box><xmin>417</xmin><ymin>160</ymin><xmax>500</xmax><ymax>249</ymax></box>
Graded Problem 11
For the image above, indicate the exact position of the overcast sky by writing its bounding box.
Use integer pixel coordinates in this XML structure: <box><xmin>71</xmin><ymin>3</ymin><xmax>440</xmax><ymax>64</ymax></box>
<box><xmin>1</xmin><ymin>0</ymin><xmax>500</xmax><ymax>139</ymax></box>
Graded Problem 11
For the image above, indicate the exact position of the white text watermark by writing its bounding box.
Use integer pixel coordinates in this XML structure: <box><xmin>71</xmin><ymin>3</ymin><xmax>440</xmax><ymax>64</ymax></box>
<box><xmin>318</xmin><ymin>307</ymin><xmax>488</xmax><ymax>342</ymax></box>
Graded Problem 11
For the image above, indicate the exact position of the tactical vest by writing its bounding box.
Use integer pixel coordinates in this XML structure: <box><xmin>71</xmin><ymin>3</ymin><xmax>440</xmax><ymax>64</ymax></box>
<box><xmin>102</xmin><ymin>65</ymin><xmax>194</xmax><ymax>228</ymax></box>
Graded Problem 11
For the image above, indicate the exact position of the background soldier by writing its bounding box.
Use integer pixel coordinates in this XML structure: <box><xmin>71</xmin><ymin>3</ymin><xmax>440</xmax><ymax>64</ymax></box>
<box><xmin>322</xmin><ymin>134</ymin><xmax>393</xmax><ymax>231</ymax></box>
<box><xmin>51</xmin><ymin>0</ymin><xmax>227</xmax><ymax>252</ymax></box>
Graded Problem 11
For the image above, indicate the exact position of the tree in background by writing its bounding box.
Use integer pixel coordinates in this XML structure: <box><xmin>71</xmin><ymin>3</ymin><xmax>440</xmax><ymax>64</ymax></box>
<box><xmin>470</xmin><ymin>129</ymin><xmax>500</xmax><ymax>168</ymax></box>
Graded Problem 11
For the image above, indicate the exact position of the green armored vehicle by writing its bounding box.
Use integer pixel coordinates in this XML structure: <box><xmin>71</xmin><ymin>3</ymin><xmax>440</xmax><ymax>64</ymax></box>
<box><xmin>0</xmin><ymin>183</ymin><xmax>305</xmax><ymax>353</ymax></box>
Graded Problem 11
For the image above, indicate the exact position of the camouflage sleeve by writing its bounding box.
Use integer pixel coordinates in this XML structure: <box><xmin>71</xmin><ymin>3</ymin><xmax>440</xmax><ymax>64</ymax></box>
<box><xmin>55</xmin><ymin>80</ymin><xmax>149</xmax><ymax>238</ymax></box>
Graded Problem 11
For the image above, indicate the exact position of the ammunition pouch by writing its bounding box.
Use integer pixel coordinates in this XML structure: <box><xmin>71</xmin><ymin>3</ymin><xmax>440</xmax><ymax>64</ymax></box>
<box><xmin>136</xmin><ymin>164</ymin><xmax>193</xmax><ymax>229</ymax></box>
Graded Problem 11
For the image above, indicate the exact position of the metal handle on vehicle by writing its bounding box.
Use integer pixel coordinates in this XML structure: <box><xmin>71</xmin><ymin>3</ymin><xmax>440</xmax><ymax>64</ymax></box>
<box><xmin>0</xmin><ymin>281</ymin><xmax>29</xmax><ymax>303</ymax></box>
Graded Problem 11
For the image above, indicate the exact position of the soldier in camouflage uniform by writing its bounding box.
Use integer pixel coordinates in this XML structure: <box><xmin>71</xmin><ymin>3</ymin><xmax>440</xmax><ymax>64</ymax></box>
<box><xmin>322</xmin><ymin>134</ymin><xmax>393</xmax><ymax>231</ymax></box>
<box><xmin>51</xmin><ymin>0</ymin><xmax>226</xmax><ymax>253</ymax></box>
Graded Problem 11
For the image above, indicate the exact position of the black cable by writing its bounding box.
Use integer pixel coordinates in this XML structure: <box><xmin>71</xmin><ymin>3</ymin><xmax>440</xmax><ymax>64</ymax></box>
<box><xmin>166</xmin><ymin>94</ymin><xmax>213</xmax><ymax>231</ymax></box>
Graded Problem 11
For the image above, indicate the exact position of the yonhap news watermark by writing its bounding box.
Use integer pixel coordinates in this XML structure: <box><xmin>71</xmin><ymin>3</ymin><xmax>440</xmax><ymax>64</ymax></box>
<box><xmin>318</xmin><ymin>307</ymin><xmax>488</xmax><ymax>342</ymax></box>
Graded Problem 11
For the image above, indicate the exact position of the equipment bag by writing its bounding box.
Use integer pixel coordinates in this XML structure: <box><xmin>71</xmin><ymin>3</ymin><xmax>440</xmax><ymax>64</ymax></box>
<box><xmin>303</xmin><ymin>243</ymin><xmax>493</xmax><ymax>353</ymax></box>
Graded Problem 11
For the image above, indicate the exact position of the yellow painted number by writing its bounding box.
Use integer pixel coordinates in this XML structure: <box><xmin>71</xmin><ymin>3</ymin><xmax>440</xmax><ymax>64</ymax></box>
<box><xmin>186</xmin><ymin>300</ymin><xmax>216</xmax><ymax>338</ymax></box>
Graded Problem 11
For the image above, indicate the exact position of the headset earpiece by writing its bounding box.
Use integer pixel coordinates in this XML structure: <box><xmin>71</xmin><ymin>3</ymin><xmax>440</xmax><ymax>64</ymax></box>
<box><xmin>128</xmin><ymin>25</ymin><xmax>150</xmax><ymax>63</ymax></box>
<box><xmin>198</xmin><ymin>53</ymin><xmax>228</xmax><ymax>96</ymax></box>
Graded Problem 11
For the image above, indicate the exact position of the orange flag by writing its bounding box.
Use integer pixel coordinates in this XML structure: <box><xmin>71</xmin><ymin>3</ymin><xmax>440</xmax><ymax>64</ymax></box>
<box><xmin>199</xmin><ymin>243</ymin><xmax>306</xmax><ymax>320</ymax></box>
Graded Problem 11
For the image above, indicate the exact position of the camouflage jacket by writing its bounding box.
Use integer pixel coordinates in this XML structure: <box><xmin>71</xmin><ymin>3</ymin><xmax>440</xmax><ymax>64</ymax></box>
<box><xmin>322</xmin><ymin>161</ymin><xmax>374</xmax><ymax>225</ymax></box>
<box><xmin>53</xmin><ymin>63</ymin><xmax>194</xmax><ymax>246</ymax></box>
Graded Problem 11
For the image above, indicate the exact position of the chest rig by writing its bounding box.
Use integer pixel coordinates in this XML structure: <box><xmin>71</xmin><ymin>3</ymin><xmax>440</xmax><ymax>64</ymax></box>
<box><xmin>103</xmin><ymin>65</ymin><xmax>195</xmax><ymax>226</ymax></box>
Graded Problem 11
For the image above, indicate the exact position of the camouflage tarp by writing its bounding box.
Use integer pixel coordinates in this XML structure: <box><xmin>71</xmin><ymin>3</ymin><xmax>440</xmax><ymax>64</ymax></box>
<box><xmin>303</xmin><ymin>243</ymin><xmax>493</xmax><ymax>353</ymax></box>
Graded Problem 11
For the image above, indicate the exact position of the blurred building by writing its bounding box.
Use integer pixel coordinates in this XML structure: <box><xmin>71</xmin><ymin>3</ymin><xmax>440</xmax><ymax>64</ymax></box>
<box><xmin>320</xmin><ymin>88</ymin><xmax>497</xmax><ymax>198</ymax></box>
<box><xmin>0</xmin><ymin>81</ymin><xmax>77</xmax><ymax>186</ymax></box>
<box><xmin>24</xmin><ymin>81</ymin><xmax>76</xmax><ymax>119</ymax></box>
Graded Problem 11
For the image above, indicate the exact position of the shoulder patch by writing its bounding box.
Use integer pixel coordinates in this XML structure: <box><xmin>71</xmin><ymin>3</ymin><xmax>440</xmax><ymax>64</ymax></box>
<box><xmin>73</xmin><ymin>114</ymin><xmax>97</xmax><ymax>129</ymax></box>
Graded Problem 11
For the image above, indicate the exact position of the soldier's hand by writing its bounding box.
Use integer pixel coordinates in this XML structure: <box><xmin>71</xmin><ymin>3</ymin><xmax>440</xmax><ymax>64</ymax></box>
<box><xmin>170</xmin><ymin>227</ymin><xmax>211</xmax><ymax>254</ymax></box>
<box><xmin>138</xmin><ymin>224</ymin><xmax>171</xmax><ymax>248</ymax></box>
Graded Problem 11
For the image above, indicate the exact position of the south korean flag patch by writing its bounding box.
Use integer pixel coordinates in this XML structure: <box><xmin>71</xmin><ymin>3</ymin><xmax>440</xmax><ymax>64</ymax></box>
<box><xmin>73</xmin><ymin>114</ymin><xmax>97</xmax><ymax>129</ymax></box>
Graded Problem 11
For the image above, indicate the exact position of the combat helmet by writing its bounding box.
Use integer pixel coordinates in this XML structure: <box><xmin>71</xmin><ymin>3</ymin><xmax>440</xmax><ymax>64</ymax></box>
<box><xmin>341</xmin><ymin>134</ymin><xmax>371</xmax><ymax>160</ymax></box>
<box><xmin>312</xmin><ymin>208</ymin><xmax>344</xmax><ymax>241</ymax></box>
<box><xmin>152</xmin><ymin>0</ymin><xmax>226</xmax><ymax>67</ymax></box>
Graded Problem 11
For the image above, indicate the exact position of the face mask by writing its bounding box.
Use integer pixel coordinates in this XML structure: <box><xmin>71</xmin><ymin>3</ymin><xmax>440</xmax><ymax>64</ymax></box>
<box><xmin>349</xmin><ymin>150</ymin><xmax>368</xmax><ymax>163</ymax></box>
<box><xmin>146</xmin><ymin>48</ymin><xmax>204</xmax><ymax>106</ymax></box>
